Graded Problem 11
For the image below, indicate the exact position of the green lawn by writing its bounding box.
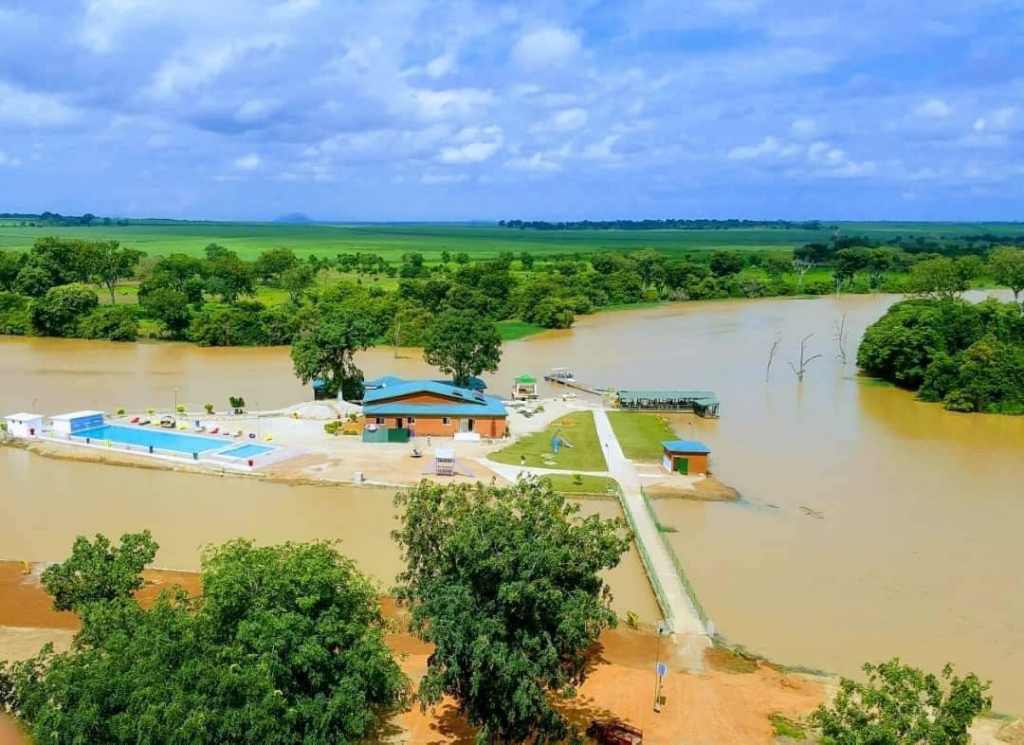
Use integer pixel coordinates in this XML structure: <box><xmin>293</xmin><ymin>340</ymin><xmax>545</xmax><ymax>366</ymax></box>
<box><xmin>541</xmin><ymin>474</ymin><xmax>618</xmax><ymax>497</ymax></box>
<box><xmin>496</xmin><ymin>320</ymin><xmax>546</xmax><ymax>341</ymax></box>
<box><xmin>490</xmin><ymin>410</ymin><xmax>608</xmax><ymax>472</ymax></box>
<box><xmin>607</xmin><ymin>412</ymin><xmax>677</xmax><ymax>462</ymax></box>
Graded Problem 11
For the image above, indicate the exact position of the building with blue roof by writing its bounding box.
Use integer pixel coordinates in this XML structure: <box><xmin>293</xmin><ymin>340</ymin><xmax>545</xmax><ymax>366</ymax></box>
<box><xmin>660</xmin><ymin>439</ymin><xmax>711</xmax><ymax>475</ymax></box>
<box><xmin>362</xmin><ymin>377</ymin><xmax>507</xmax><ymax>440</ymax></box>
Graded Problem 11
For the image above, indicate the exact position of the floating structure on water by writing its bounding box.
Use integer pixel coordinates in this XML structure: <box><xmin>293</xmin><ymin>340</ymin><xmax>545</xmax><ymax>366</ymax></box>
<box><xmin>542</xmin><ymin>367</ymin><xmax>605</xmax><ymax>396</ymax></box>
<box><xmin>615</xmin><ymin>389</ymin><xmax>720</xmax><ymax>418</ymax></box>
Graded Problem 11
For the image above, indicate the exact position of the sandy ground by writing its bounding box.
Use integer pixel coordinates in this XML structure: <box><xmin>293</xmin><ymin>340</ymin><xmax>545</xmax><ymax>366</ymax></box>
<box><xmin>0</xmin><ymin>562</ymin><xmax>827</xmax><ymax>745</ymax></box>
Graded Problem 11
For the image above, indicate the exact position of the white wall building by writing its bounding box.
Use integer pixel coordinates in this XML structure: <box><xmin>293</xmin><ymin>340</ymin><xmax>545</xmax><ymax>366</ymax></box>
<box><xmin>4</xmin><ymin>413</ymin><xmax>44</xmax><ymax>438</ymax></box>
<box><xmin>50</xmin><ymin>410</ymin><xmax>105</xmax><ymax>435</ymax></box>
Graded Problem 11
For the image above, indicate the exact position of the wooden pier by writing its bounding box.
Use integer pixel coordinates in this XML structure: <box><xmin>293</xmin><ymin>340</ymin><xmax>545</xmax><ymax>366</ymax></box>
<box><xmin>543</xmin><ymin>368</ymin><xmax>604</xmax><ymax>396</ymax></box>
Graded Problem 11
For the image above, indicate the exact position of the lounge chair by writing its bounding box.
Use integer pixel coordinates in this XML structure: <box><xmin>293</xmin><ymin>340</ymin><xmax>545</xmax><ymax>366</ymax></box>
<box><xmin>209</xmin><ymin>427</ymin><xmax>220</xmax><ymax>435</ymax></box>
<box><xmin>130</xmin><ymin>416</ymin><xmax>140</xmax><ymax>424</ymax></box>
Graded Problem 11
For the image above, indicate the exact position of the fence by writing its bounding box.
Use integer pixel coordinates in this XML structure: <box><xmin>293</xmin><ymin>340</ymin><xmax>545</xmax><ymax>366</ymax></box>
<box><xmin>640</xmin><ymin>486</ymin><xmax>710</xmax><ymax>627</ymax></box>
<box><xmin>612</xmin><ymin>483</ymin><xmax>675</xmax><ymax>627</ymax></box>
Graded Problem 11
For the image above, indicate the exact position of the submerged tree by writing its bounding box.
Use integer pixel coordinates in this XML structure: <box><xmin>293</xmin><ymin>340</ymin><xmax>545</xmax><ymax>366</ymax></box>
<box><xmin>810</xmin><ymin>658</ymin><xmax>990</xmax><ymax>745</ymax></box>
<box><xmin>766</xmin><ymin>331</ymin><xmax>782</xmax><ymax>382</ymax></box>
<box><xmin>393</xmin><ymin>478</ymin><xmax>632</xmax><ymax>745</ymax></box>
<box><xmin>833</xmin><ymin>312</ymin><xmax>849</xmax><ymax>364</ymax></box>
<box><xmin>789</xmin><ymin>333</ymin><xmax>823</xmax><ymax>382</ymax></box>
<box><xmin>0</xmin><ymin>534</ymin><xmax>409</xmax><ymax>745</ymax></box>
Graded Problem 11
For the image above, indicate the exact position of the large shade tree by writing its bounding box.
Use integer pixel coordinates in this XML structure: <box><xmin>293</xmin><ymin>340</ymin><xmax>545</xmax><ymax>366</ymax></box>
<box><xmin>0</xmin><ymin>533</ymin><xmax>409</xmax><ymax>745</ymax></box>
<box><xmin>393</xmin><ymin>478</ymin><xmax>632</xmax><ymax>744</ymax></box>
<box><xmin>422</xmin><ymin>309</ymin><xmax>502</xmax><ymax>386</ymax></box>
<box><xmin>290</xmin><ymin>295</ymin><xmax>379</xmax><ymax>399</ymax></box>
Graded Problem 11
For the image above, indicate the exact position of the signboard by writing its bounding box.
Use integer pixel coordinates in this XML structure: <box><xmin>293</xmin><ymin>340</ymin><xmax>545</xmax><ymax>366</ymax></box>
<box><xmin>656</xmin><ymin>662</ymin><xmax>667</xmax><ymax>677</ymax></box>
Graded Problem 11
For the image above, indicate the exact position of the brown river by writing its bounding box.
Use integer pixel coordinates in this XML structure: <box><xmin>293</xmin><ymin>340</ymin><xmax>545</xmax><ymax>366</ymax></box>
<box><xmin>2</xmin><ymin>292</ymin><xmax>1023</xmax><ymax>710</ymax></box>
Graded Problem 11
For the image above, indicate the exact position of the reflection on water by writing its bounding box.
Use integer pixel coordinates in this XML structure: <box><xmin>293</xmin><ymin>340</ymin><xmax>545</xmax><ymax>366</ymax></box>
<box><xmin>2</xmin><ymin>291</ymin><xmax>1023</xmax><ymax>709</ymax></box>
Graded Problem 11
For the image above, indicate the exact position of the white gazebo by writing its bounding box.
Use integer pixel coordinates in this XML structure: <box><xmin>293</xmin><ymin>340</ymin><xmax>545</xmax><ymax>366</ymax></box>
<box><xmin>4</xmin><ymin>413</ymin><xmax>44</xmax><ymax>438</ymax></box>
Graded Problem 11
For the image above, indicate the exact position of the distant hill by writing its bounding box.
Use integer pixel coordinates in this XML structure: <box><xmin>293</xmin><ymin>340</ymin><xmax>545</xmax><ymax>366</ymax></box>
<box><xmin>274</xmin><ymin>213</ymin><xmax>313</xmax><ymax>224</ymax></box>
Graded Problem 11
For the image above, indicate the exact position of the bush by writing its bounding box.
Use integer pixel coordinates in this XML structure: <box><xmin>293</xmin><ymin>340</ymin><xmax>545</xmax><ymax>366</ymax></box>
<box><xmin>77</xmin><ymin>304</ymin><xmax>140</xmax><ymax>342</ymax></box>
<box><xmin>116</xmin><ymin>408</ymin><xmax>126</xmax><ymax>416</ymax></box>
<box><xmin>204</xmin><ymin>403</ymin><xmax>214</xmax><ymax>414</ymax></box>
<box><xmin>324</xmin><ymin>420</ymin><xmax>343</xmax><ymax>435</ymax></box>
<box><xmin>0</xmin><ymin>291</ymin><xmax>30</xmax><ymax>335</ymax></box>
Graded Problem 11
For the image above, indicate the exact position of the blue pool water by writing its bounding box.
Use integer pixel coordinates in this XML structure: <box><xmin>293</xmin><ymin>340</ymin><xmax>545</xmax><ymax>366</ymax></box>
<box><xmin>75</xmin><ymin>425</ymin><xmax>226</xmax><ymax>454</ymax></box>
<box><xmin>219</xmin><ymin>444</ymin><xmax>276</xmax><ymax>459</ymax></box>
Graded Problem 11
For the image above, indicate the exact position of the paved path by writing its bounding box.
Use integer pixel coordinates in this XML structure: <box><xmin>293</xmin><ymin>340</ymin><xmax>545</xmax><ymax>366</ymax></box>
<box><xmin>591</xmin><ymin>408</ymin><xmax>709</xmax><ymax>642</ymax></box>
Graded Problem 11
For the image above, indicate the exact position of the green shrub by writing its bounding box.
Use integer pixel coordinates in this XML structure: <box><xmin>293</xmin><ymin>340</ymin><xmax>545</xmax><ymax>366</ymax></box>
<box><xmin>324</xmin><ymin>420</ymin><xmax>343</xmax><ymax>435</ymax></box>
<box><xmin>204</xmin><ymin>403</ymin><xmax>214</xmax><ymax>414</ymax></box>
<box><xmin>78</xmin><ymin>304</ymin><xmax>140</xmax><ymax>342</ymax></box>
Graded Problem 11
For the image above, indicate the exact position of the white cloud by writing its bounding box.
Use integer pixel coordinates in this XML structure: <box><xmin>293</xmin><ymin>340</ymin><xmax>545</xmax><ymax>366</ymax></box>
<box><xmin>504</xmin><ymin>145</ymin><xmax>569</xmax><ymax>171</ymax></box>
<box><xmin>727</xmin><ymin>136</ymin><xmax>781</xmax><ymax>160</ymax></box>
<box><xmin>147</xmin><ymin>36</ymin><xmax>286</xmax><ymax>100</ymax></box>
<box><xmin>912</xmin><ymin>98</ymin><xmax>952</xmax><ymax>118</ymax></box>
<box><xmin>234</xmin><ymin>153</ymin><xmax>261</xmax><ymax>170</ymax></box>
<box><xmin>234</xmin><ymin>98</ymin><xmax>281</xmax><ymax>123</ymax></box>
<box><xmin>790</xmin><ymin>118</ymin><xmax>817</xmax><ymax>138</ymax></box>
<box><xmin>438</xmin><ymin>141</ymin><xmax>502</xmax><ymax>164</ymax></box>
<box><xmin>540</xmin><ymin>106</ymin><xmax>589</xmax><ymax>132</ymax></box>
<box><xmin>0</xmin><ymin>151</ymin><xmax>21</xmax><ymax>167</ymax></box>
<box><xmin>974</xmin><ymin>117</ymin><xmax>986</xmax><ymax>131</ymax></box>
<box><xmin>421</xmin><ymin>171</ymin><xmax>469</xmax><ymax>184</ymax></box>
<box><xmin>426</xmin><ymin>50</ymin><xmax>458</xmax><ymax>79</ymax></box>
<box><xmin>79</xmin><ymin>0</ymin><xmax>151</xmax><ymax>54</ymax></box>
<box><xmin>581</xmin><ymin>135</ymin><xmax>620</xmax><ymax>161</ymax></box>
<box><xmin>269</xmin><ymin>0</ymin><xmax>320</xmax><ymax>19</ymax></box>
<box><xmin>512</xmin><ymin>26</ymin><xmax>581</xmax><ymax>69</ymax></box>
<box><xmin>0</xmin><ymin>80</ymin><xmax>82</xmax><ymax>127</ymax></box>
<box><xmin>413</xmin><ymin>88</ymin><xmax>496</xmax><ymax>119</ymax></box>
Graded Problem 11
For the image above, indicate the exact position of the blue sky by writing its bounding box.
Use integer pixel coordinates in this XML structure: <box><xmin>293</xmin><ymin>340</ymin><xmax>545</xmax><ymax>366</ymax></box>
<box><xmin>1</xmin><ymin>0</ymin><xmax>1022</xmax><ymax>221</ymax></box>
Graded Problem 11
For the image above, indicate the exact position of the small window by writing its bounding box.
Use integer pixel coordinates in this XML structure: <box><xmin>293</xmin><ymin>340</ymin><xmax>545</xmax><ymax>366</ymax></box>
<box><xmin>407</xmin><ymin>417</ymin><xmax>416</xmax><ymax>424</ymax></box>
<box><xmin>375</xmin><ymin>417</ymin><xmax>385</xmax><ymax>425</ymax></box>
<box><xmin>442</xmin><ymin>417</ymin><xmax>451</xmax><ymax>425</ymax></box>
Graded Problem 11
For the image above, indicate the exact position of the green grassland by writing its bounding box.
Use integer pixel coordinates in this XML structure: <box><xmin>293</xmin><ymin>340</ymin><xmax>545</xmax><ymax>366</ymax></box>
<box><xmin>4</xmin><ymin>220</ymin><xmax>1024</xmax><ymax>261</ymax></box>
<box><xmin>541</xmin><ymin>474</ymin><xmax>618</xmax><ymax>496</ymax></box>
<box><xmin>490</xmin><ymin>410</ymin><xmax>608</xmax><ymax>472</ymax></box>
<box><xmin>606</xmin><ymin>412</ymin><xmax>678</xmax><ymax>462</ymax></box>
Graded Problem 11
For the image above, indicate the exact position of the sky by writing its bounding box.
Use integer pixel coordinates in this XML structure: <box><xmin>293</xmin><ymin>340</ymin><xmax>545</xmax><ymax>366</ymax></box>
<box><xmin>1</xmin><ymin>0</ymin><xmax>1022</xmax><ymax>222</ymax></box>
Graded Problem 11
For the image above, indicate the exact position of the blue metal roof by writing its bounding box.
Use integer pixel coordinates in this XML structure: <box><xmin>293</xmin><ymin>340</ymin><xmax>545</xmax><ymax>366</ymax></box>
<box><xmin>661</xmin><ymin>439</ymin><xmax>711</xmax><ymax>454</ymax></box>
<box><xmin>365</xmin><ymin>397</ymin><xmax>507</xmax><ymax>417</ymax></box>
<box><xmin>364</xmin><ymin>379</ymin><xmax>487</xmax><ymax>404</ymax></box>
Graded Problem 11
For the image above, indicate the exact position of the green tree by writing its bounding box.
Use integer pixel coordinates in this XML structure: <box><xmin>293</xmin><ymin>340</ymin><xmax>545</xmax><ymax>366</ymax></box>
<box><xmin>422</xmin><ymin>309</ymin><xmax>502</xmax><ymax>385</ymax></box>
<box><xmin>910</xmin><ymin>257</ymin><xmax>980</xmax><ymax>300</ymax></box>
<box><xmin>390</xmin><ymin>303</ymin><xmax>435</xmax><ymax>351</ymax></box>
<box><xmin>519</xmin><ymin>251</ymin><xmax>535</xmax><ymax>270</ymax></box>
<box><xmin>440</xmin><ymin>250</ymin><xmax>451</xmax><ymax>264</ymax></box>
<box><xmin>87</xmin><ymin>241</ymin><xmax>144</xmax><ymax>303</ymax></box>
<box><xmin>203</xmin><ymin>248</ymin><xmax>255</xmax><ymax>303</ymax></box>
<box><xmin>763</xmin><ymin>253</ymin><xmax>793</xmax><ymax>280</ymax></box>
<box><xmin>29</xmin><ymin>283</ymin><xmax>99</xmax><ymax>337</ymax></box>
<box><xmin>0</xmin><ymin>250</ymin><xmax>24</xmax><ymax>291</ymax></box>
<box><xmin>810</xmin><ymin>658</ymin><xmax>990</xmax><ymax>745</ymax></box>
<box><xmin>281</xmin><ymin>263</ymin><xmax>315</xmax><ymax>304</ymax></box>
<box><xmin>140</xmin><ymin>286</ymin><xmax>192</xmax><ymax>338</ymax></box>
<box><xmin>14</xmin><ymin>265</ymin><xmax>52</xmax><ymax>297</ymax></box>
<box><xmin>149</xmin><ymin>253</ymin><xmax>204</xmax><ymax>293</ymax></box>
<box><xmin>393</xmin><ymin>478</ymin><xmax>631</xmax><ymax>745</ymax></box>
<box><xmin>40</xmin><ymin>531</ymin><xmax>158</xmax><ymax>612</ymax></box>
<box><xmin>291</xmin><ymin>300</ymin><xmax>378</xmax><ymax>399</ymax></box>
<box><xmin>253</xmin><ymin>247</ymin><xmax>298</xmax><ymax>283</ymax></box>
<box><xmin>990</xmin><ymin>246</ymin><xmax>1024</xmax><ymax>307</ymax></box>
<box><xmin>1</xmin><ymin>535</ymin><xmax>409</xmax><ymax>745</ymax></box>
<box><xmin>709</xmin><ymin>250</ymin><xmax>745</xmax><ymax>278</ymax></box>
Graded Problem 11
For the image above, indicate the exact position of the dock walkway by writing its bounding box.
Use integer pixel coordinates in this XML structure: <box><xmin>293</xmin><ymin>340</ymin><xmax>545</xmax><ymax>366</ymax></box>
<box><xmin>591</xmin><ymin>408</ymin><xmax>709</xmax><ymax>642</ymax></box>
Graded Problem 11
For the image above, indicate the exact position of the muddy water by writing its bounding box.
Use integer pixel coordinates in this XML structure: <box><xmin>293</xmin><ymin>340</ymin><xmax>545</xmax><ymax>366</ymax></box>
<box><xmin>2</xmin><ymin>292</ymin><xmax>1024</xmax><ymax>709</ymax></box>
<box><xmin>0</xmin><ymin>448</ymin><xmax>658</xmax><ymax>622</ymax></box>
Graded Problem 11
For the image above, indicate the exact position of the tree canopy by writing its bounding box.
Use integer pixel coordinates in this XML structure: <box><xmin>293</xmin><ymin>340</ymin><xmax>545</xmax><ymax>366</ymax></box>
<box><xmin>810</xmin><ymin>658</ymin><xmax>990</xmax><ymax>745</ymax></box>
<box><xmin>858</xmin><ymin>297</ymin><xmax>1024</xmax><ymax>414</ymax></box>
<box><xmin>392</xmin><ymin>478</ymin><xmax>632</xmax><ymax>744</ymax></box>
<box><xmin>422</xmin><ymin>309</ymin><xmax>502</xmax><ymax>385</ymax></box>
<box><xmin>0</xmin><ymin>533</ymin><xmax>409</xmax><ymax>745</ymax></box>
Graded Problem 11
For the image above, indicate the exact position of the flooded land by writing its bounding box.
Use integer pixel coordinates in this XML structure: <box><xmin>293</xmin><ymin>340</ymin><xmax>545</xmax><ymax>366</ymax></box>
<box><xmin>2</xmin><ymin>292</ymin><xmax>1023</xmax><ymax>710</ymax></box>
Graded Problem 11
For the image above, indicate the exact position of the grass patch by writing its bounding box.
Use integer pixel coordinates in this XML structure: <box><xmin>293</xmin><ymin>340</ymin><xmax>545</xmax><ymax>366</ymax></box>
<box><xmin>542</xmin><ymin>474</ymin><xmax>618</xmax><ymax>496</ymax></box>
<box><xmin>496</xmin><ymin>320</ymin><xmax>545</xmax><ymax>341</ymax></box>
<box><xmin>607</xmin><ymin>412</ymin><xmax>677</xmax><ymax>462</ymax></box>
<box><xmin>490</xmin><ymin>410</ymin><xmax>607</xmax><ymax>472</ymax></box>
<box><xmin>769</xmin><ymin>713</ymin><xmax>806</xmax><ymax>740</ymax></box>
<box><xmin>859</xmin><ymin>376</ymin><xmax>897</xmax><ymax>388</ymax></box>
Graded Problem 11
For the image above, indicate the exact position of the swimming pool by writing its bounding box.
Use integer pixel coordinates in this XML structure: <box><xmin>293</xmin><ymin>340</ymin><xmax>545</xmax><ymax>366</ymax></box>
<box><xmin>75</xmin><ymin>425</ymin><xmax>226</xmax><ymax>455</ymax></box>
<box><xmin>219</xmin><ymin>444</ymin><xmax>276</xmax><ymax>459</ymax></box>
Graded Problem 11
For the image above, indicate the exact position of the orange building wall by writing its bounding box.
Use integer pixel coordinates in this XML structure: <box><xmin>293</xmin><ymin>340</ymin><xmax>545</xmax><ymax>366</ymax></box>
<box><xmin>667</xmin><ymin>452</ymin><xmax>709</xmax><ymax>474</ymax></box>
<box><xmin>371</xmin><ymin>415</ymin><xmax>506</xmax><ymax>438</ymax></box>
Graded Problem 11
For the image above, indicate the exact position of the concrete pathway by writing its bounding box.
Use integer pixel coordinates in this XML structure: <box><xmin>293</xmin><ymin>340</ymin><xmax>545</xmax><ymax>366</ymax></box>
<box><xmin>591</xmin><ymin>408</ymin><xmax>710</xmax><ymax>643</ymax></box>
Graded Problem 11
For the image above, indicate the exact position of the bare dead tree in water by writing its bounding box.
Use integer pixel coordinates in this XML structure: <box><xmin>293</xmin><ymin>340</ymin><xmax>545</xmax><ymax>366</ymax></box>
<box><xmin>766</xmin><ymin>332</ymin><xmax>783</xmax><ymax>382</ymax></box>
<box><xmin>789</xmin><ymin>334</ymin><xmax>823</xmax><ymax>382</ymax></box>
<box><xmin>833</xmin><ymin>313</ymin><xmax>849</xmax><ymax>364</ymax></box>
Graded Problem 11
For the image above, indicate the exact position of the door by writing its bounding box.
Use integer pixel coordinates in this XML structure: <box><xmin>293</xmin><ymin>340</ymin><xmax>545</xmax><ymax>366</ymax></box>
<box><xmin>395</xmin><ymin>417</ymin><xmax>403</xmax><ymax>429</ymax></box>
<box><xmin>676</xmin><ymin>457</ymin><xmax>689</xmax><ymax>475</ymax></box>
<box><xmin>458</xmin><ymin>419</ymin><xmax>474</xmax><ymax>433</ymax></box>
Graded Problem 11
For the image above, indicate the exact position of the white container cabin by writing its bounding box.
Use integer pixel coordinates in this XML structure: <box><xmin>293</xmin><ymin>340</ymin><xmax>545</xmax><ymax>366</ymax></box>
<box><xmin>4</xmin><ymin>413</ymin><xmax>44</xmax><ymax>438</ymax></box>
